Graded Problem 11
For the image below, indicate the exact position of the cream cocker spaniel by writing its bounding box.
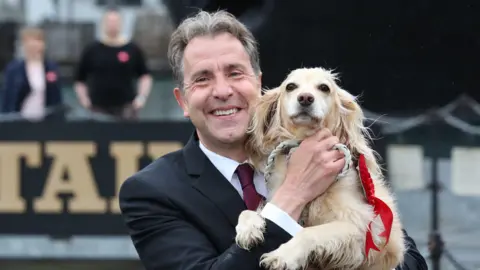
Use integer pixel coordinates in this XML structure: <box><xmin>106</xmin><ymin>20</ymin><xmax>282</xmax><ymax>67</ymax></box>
<box><xmin>235</xmin><ymin>67</ymin><xmax>406</xmax><ymax>270</ymax></box>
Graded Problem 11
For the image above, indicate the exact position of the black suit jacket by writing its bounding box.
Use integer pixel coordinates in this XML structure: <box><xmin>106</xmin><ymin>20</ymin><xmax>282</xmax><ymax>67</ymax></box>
<box><xmin>119</xmin><ymin>132</ymin><xmax>428</xmax><ymax>270</ymax></box>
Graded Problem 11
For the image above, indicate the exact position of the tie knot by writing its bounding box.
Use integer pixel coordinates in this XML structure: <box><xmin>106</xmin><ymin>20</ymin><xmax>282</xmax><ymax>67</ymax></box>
<box><xmin>236</xmin><ymin>163</ymin><xmax>254</xmax><ymax>189</ymax></box>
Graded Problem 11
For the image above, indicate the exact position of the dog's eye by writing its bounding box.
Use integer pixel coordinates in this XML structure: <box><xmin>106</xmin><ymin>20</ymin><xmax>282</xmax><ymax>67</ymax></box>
<box><xmin>285</xmin><ymin>83</ymin><xmax>297</xmax><ymax>91</ymax></box>
<box><xmin>318</xmin><ymin>84</ymin><xmax>330</xmax><ymax>93</ymax></box>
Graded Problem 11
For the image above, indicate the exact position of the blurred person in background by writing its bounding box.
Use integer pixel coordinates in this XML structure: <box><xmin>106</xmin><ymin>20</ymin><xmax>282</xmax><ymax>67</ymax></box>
<box><xmin>74</xmin><ymin>7</ymin><xmax>152</xmax><ymax>120</ymax></box>
<box><xmin>1</xmin><ymin>26</ymin><xmax>63</xmax><ymax>120</ymax></box>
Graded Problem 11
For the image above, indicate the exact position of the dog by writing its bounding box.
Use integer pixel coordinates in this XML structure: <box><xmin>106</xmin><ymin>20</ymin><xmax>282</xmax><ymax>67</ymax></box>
<box><xmin>235</xmin><ymin>67</ymin><xmax>406</xmax><ymax>270</ymax></box>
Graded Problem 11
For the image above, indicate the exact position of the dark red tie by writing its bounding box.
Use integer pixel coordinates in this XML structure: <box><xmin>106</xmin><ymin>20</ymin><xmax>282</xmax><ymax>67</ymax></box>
<box><xmin>236</xmin><ymin>163</ymin><xmax>263</xmax><ymax>210</ymax></box>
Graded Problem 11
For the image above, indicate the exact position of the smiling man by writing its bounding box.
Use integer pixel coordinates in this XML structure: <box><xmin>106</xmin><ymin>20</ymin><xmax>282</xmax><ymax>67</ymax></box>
<box><xmin>119</xmin><ymin>10</ymin><xmax>428</xmax><ymax>270</ymax></box>
<box><xmin>173</xmin><ymin>32</ymin><xmax>260</xmax><ymax>162</ymax></box>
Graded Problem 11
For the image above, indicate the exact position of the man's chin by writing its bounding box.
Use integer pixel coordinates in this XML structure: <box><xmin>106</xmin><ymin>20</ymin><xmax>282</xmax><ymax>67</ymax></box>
<box><xmin>200</xmin><ymin>122</ymin><xmax>249</xmax><ymax>146</ymax></box>
<box><xmin>211</xmin><ymin>128</ymin><xmax>246</xmax><ymax>145</ymax></box>
<box><xmin>217</xmin><ymin>132</ymin><xmax>246</xmax><ymax>145</ymax></box>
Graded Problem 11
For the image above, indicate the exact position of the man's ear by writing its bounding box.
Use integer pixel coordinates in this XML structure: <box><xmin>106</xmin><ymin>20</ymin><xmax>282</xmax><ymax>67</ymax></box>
<box><xmin>257</xmin><ymin>72</ymin><xmax>263</xmax><ymax>90</ymax></box>
<box><xmin>173</xmin><ymin>88</ymin><xmax>189</xmax><ymax>118</ymax></box>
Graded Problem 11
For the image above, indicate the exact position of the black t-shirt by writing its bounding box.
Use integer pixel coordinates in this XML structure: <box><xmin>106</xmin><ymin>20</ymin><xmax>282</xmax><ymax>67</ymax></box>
<box><xmin>75</xmin><ymin>41</ymin><xmax>149</xmax><ymax>107</ymax></box>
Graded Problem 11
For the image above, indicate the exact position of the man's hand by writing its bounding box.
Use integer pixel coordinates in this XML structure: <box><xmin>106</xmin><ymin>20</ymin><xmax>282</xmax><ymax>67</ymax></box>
<box><xmin>79</xmin><ymin>98</ymin><xmax>92</xmax><ymax>109</ymax></box>
<box><xmin>271</xmin><ymin>129</ymin><xmax>345</xmax><ymax>220</ymax></box>
<box><xmin>74</xmin><ymin>82</ymin><xmax>92</xmax><ymax>109</ymax></box>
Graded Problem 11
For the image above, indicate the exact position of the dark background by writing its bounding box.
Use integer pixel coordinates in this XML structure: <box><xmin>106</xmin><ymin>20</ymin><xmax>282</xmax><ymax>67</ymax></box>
<box><xmin>164</xmin><ymin>0</ymin><xmax>480</xmax><ymax>114</ymax></box>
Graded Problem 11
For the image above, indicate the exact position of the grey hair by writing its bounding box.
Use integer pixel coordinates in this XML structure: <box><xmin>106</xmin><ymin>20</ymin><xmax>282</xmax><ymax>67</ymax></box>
<box><xmin>167</xmin><ymin>10</ymin><xmax>261</xmax><ymax>90</ymax></box>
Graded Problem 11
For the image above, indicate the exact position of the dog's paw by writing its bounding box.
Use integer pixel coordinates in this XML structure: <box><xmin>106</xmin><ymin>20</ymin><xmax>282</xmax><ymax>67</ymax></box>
<box><xmin>235</xmin><ymin>210</ymin><xmax>266</xmax><ymax>250</ymax></box>
<box><xmin>260</xmin><ymin>242</ymin><xmax>309</xmax><ymax>270</ymax></box>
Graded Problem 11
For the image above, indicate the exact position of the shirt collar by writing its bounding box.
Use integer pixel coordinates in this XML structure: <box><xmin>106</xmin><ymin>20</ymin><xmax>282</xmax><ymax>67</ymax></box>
<box><xmin>199</xmin><ymin>141</ymin><xmax>243</xmax><ymax>182</ymax></box>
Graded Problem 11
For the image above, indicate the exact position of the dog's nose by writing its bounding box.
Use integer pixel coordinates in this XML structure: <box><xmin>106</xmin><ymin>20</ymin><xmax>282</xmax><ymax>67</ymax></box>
<box><xmin>297</xmin><ymin>93</ymin><xmax>315</xmax><ymax>107</ymax></box>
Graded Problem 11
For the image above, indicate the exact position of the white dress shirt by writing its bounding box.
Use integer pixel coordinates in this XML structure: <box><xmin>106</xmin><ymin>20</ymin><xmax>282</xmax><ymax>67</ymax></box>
<box><xmin>199</xmin><ymin>142</ymin><xmax>303</xmax><ymax>236</ymax></box>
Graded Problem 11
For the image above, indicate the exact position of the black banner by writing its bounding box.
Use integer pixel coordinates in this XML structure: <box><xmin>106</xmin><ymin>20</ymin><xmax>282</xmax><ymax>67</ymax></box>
<box><xmin>0</xmin><ymin>121</ymin><xmax>194</xmax><ymax>236</ymax></box>
<box><xmin>1</xmin><ymin>120</ymin><xmax>476</xmax><ymax>238</ymax></box>
<box><xmin>253</xmin><ymin>0</ymin><xmax>480</xmax><ymax>113</ymax></box>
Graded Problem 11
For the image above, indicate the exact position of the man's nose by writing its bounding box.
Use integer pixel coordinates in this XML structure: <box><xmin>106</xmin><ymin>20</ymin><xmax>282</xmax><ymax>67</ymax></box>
<box><xmin>212</xmin><ymin>77</ymin><xmax>233</xmax><ymax>100</ymax></box>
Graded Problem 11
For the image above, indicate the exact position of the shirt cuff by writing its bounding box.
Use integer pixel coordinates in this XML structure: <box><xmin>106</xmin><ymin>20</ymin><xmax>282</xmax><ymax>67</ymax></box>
<box><xmin>260</xmin><ymin>203</ymin><xmax>303</xmax><ymax>236</ymax></box>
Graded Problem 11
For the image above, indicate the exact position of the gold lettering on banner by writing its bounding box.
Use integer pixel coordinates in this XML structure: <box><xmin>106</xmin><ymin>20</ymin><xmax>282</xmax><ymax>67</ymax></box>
<box><xmin>109</xmin><ymin>142</ymin><xmax>143</xmax><ymax>214</ymax></box>
<box><xmin>34</xmin><ymin>142</ymin><xmax>107</xmax><ymax>213</ymax></box>
<box><xmin>0</xmin><ymin>143</ymin><xmax>40</xmax><ymax>213</ymax></box>
<box><xmin>148</xmin><ymin>142</ymin><xmax>183</xmax><ymax>160</ymax></box>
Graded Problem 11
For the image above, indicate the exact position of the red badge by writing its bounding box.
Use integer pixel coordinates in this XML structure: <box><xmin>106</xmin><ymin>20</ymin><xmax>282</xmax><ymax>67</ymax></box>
<box><xmin>46</xmin><ymin>71</ymin><xmax>57</xmax><ymax>82</ymax></box>
<box><xmin>117</xmin><ymin>51</ymin><xmax>129</xmax><ymax>63</ymax></box>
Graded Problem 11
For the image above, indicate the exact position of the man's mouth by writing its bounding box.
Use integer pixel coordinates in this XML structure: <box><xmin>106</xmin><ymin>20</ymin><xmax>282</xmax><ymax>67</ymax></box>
<box><xmin>212</xmin><ymin>108</ymin><xmax>240</xmax><ymax>116</ymax></box>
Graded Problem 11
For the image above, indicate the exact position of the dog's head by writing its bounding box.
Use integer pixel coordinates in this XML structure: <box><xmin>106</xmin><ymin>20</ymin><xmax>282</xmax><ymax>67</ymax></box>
<box><xmin>247</xmin><ymin>67</ymin><xmax>379</xmax><ymax>173</ymax></box>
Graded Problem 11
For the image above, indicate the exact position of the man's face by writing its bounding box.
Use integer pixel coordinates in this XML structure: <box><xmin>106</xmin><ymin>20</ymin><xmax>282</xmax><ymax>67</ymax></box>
<box><xmin>174</xmin><ymin>33</ymin><xmax>261</xmax><ymax>151</ymax></box>
<box><xmin>103</xmin><ymin>11</ymin><xmax>122</xmax><ymax>38</ymax></box>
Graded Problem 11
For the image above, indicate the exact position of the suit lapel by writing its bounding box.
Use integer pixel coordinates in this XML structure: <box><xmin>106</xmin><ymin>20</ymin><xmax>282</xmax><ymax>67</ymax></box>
<box><xmin>16</xmin><ymin>60</ymin><xmax>33</xmax><ymax>106</ymax></box>
<box><xmin>20</xmin><ymin>60</ymin><xmax>31</xmax><ymax>90</ymax></box>
<box><xmin>183</xmin><ymin>132</ymin><xmax>247</xmax><ymax>227</ymax></box>
<box><xmin>43</xmin><ymin>61</ymin><xmax>51</xmax><ymax>102</ymax></box>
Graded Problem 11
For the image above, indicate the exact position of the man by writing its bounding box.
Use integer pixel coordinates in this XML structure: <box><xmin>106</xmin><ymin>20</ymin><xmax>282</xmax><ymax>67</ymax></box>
<box><xmin>74</xmin><ymin>7</ymin><xmax>152</xmax><ymax>120</ymax></box>
<box><xmin>119</xmin><ymin>10</ymin><xmax>427</xmax><ymax>270</ymax></box>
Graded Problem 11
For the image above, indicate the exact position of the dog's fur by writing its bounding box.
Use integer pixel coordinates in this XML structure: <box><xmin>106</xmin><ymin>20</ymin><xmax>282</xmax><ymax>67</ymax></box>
<box><xmin>235</xmin><ymin>67</ymin><xmax>406</xmax><ymax>270</ymax></box>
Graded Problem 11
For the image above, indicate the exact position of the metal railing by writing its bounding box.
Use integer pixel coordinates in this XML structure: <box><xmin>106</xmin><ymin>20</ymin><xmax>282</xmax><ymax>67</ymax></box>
<box><xmin>0</xmin><ymin>104</ymin><xmax>119</xmax><ymax>123</ymax></box>
<box><xmin>364</xmin><ymin>94</ymin><xmax>480</xmax><ymax>270</ymax></box>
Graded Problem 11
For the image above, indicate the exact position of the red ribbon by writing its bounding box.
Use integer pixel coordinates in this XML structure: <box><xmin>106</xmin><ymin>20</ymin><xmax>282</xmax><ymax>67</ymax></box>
<box><xmin>358</xmin><ymin>154</ymin><xmax>394</xmax><ymax>258</ymax></box>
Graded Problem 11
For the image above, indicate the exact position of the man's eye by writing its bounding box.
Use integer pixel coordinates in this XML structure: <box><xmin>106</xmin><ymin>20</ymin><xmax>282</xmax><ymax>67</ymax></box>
<box><xmin>230</xmin><ymin>72</ymin><xmax>242</xmax><ymax>77</ymax></box>
<box><xmin>195</xmin><ymin>77</ymin><xmax>208</xmax><ymax>83</ymax></box>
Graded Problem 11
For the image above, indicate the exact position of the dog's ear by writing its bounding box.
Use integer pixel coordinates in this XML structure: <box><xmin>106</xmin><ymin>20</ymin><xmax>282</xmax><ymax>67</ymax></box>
<box><xmin>249</xmin><ymin>88</ymin><xmax>281</xmax><ymax>136</ymax></box>
<box><xmin>330</xmin><ymin>88</ymin><xmax>367</xmax><ymax>154</ymax></box>
<box><xmin>246</xmin><ymin>88</ymin><xmax>281</xmax><ymax>165</ymax></box>
<box><xmin>336</xmin><ymin>88</ymin><xmax>383</xmax><ymax>178</ymax></box>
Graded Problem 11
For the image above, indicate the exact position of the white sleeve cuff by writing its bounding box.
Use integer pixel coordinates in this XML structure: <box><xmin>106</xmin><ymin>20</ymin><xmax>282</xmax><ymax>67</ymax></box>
<box><xmin>260</xmin><ymin>203</ymin><xmax>303</xmax><ymax>236</ymax></box>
